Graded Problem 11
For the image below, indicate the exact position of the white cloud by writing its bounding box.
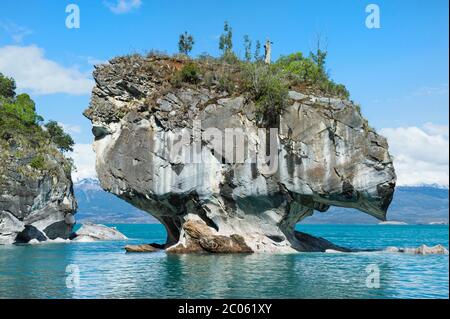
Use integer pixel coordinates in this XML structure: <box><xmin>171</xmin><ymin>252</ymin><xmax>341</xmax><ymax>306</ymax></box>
<box><xmin>380</xmin><ymin>123</ymin><xmax>449</xmax><ymax>187</ymax></box>
<box><xmin>414</xmin><ymin>84</ymin><xmax>449</xmax><ymax>97</ymax></box>
<box><xmin>85</xmin><ymin>56</ymin><xmax>108</xmax><ymax>66</ymax></box>
<box><xmin>59</xmin><ymin>122</ymin><xmax>82</xmax><ymax>134</ymax></box>
<box><xmin>74</xmin><ymin>55</ymin><xmax>109</xmax><ymax>66</ymax></box>
<box><xmin>0</xmin><ymin>45</ymin><xmax>93</xmax><ymax>95</ymax></box>
<box><xmin>104</xmin><ymin>0</ymin><xmax>142</xmax><ymax>14</ymax></box>
<box><xmin>0</xmin><ymin>20</ymin><xmax>33</xmax><ymax>43</ymax></box>
<box><xmin>423</xmin><ymin>122</ymin><xmax>449</xmax><ymax>138</ymax></box>
<box><xmin>69</xmin><ymin>143</ymin><xmax>97</xmax><ymax>182</ymax></box>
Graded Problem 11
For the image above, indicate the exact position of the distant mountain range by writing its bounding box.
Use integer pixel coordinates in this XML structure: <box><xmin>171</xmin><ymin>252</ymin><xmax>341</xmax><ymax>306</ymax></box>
<box><xmin>74</xmin><ymin>179</ymin><xmax>449</xmax><ymax>225</ymax></box>
<box><xmin>303</xmin><ymin>186</ymin><xmax>449</xmax><ymax>225</ymax></box>
<box><xmin>74</xmin><ymin>178</ymin><xmax>157</xmax><ymax>224</ymax></box>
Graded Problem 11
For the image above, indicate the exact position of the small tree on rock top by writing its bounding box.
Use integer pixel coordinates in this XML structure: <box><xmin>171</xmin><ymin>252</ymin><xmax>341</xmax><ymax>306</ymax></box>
<box><xmin>243</xmin><ymin>35</ymin><xmax>252</xmax><ymax>62</ymax></box>
<box><xmin>0</xmin><ymin>73</ymin><xmax>16</xmax><ymax>99</ymax></box>
<box><xmin>44</xmin><ymin>121</ymin><xmax>75</xmax><ymax>152</ymax></box>
<box><xmin>178</xmin><ymin>32</ymin><xmax>195</xmax><ymax>55</ymax></box>
<box><xmin>254</xmin><ymin>40</ymin><xmax>262</xmax><ymax>62</ymax></box>
<box><xmin>219</xmin><ymin>21</ymin><xmax>233</xmax><ymax>55</ymax></box>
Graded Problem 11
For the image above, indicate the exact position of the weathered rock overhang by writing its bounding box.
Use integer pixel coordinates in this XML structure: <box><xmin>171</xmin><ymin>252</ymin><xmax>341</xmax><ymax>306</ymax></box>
<box><xmin>84</xmin><ymin>55</ymin><xmax>396</xmax><ymax>253</ymax></box>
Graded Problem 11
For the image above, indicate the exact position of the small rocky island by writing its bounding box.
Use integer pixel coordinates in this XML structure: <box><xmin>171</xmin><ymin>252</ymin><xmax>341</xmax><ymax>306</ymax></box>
<box><xmin>0</xmin><ymin>74</ymin><xmax>77</xmax><ymax>244</ymax></box>
<box><xmin>84</xmin><ymin>50</ymin><xmax>397</xmax><ymax>253</ymax></box>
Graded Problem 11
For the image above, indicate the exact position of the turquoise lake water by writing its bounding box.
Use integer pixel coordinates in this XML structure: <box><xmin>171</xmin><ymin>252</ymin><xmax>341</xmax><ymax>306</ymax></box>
<box><xmin>0</xmin><ymin>224</ymin><xmax>448</xmax><ymax>299</ymax></box>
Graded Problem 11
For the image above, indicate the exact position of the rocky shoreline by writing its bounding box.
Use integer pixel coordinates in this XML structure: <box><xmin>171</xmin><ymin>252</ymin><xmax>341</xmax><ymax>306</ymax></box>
<box><xmin>2</xmin><ymin>222</ymin><xmax>128</xmax><ymax>245</ymax></box>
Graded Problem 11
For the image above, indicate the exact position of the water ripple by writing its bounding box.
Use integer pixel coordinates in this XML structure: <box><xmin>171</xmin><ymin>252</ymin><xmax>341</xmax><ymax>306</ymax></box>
<box><xmin>0</xmin><ymin>224</ymin><xmax>448</xmax><ymax>299</ymax></box>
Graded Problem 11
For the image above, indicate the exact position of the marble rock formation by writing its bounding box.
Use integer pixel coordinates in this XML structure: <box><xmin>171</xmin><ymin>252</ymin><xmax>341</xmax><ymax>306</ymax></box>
<box><xmin>0</xmin><ymin>145</ymin><xmax>77</xmax><ymax>245</ymax></box>
<box><xmin>72</xmin><ymin>222</ymin><xmax>127</xmax><ymax>242</ymax></box>
<box><xmin>84</xmin><ymin>55</ymin><xmax>396</xmax><ymax>253</ymax></box>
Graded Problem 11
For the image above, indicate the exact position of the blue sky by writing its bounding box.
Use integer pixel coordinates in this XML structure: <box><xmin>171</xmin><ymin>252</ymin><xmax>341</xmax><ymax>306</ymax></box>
<box><xmin>0</xmin><ymin>0</ymin><xmax>448</xmax><ymax>185</ymax></box>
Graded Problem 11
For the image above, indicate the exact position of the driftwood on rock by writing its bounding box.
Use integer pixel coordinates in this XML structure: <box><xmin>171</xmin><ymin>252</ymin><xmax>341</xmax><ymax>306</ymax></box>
<box><xmin>264</xmin><ymin>39</ymin><xmax>272</xmax><ymax>64</ymax></box>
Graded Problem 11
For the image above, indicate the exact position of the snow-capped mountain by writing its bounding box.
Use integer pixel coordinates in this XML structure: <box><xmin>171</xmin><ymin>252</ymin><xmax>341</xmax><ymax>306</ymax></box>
<box><xmin>73</xmin><ymin>179</ymin><xmax>448</xmax><ymax>225</ymax></box>
<box><xmin>74</xmin><ymin>178</ymin><xmax>102</xmax><ymax>191</ymax></box>
<box><xmin>74</xmin><ymin>178</ymin><xmax>157</xmax><ymax>224</ymax></box>
<box><xmin>304</xmin><ymin>185</ymin><xmax>449</xmax><ymax>224</ymax></box>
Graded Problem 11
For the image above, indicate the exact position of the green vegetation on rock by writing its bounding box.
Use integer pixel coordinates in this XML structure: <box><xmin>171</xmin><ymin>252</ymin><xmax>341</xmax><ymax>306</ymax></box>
<box><xmin>166</xmin><ymin>23</ymin><xmax>351</xmax><ymax>125</ymax></box>
<box><xmin>100</xmin><ymin>23</ymin><xmax>353</xmax><ymax>127</ymax></box>
<box><xmin>30</xmin><ymin>155</ymin><xmax>46</xmax><ymax>170</ymax></box>
<box><xmin>45</xmin><ymin>121</ymin><xmax>75</xmax><ymax>152</ymax></box>
<box><xmin>179</xmin><ymin>62</ymin><xmax>201</xmax><ymax>84</ymax></box>
<box><xmin>1</xmin><ymin>93</ymin><xmax>44</xmax><ymax>125</ymax></box>
<box><xmin>242</xmin><ymin>63</ymin><xmax>289</xmax><ymax>126</ymax></box>
<box><xmin>0</xmin><ymin>72</ymin><xmax>75</xmax><ymax>176</ymax></box>
<box><xmin>273</xmin><ymin>51</ymin><xmax>349</xmax><ymax>99</ymax></box>
<box><xmin>0</xmin><ymin>73</ymin><xmax>16</xmax><ymax>99</ymax></box>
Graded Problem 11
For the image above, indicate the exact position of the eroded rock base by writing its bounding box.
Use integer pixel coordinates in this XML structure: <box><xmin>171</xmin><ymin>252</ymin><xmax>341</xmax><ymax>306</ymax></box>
<box><xmin>123</xmin><ymin>220</ymin><xmax>351</xmax><ymax>254</ymax></box>
<box><xmin>166</xmin><ymin>220</ymin><xmax>253</xmax><ymax>254</ymax></box>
